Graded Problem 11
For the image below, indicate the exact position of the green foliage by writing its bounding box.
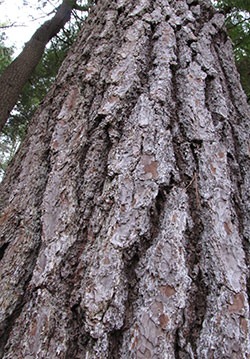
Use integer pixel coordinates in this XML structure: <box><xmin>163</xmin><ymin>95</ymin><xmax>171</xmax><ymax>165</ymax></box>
<box><xmin>216</xmin><ymin>0</ymin><xmax>250</xmax><ymax>13</ymax></box>
<box><xmin>0</xmin><ymin>32</ymin><xmax>13</xmax><ymax>75</ymax></box>
<box><xmin>215</xmin><ymin>0</ymin><xmax>250</xmax><ymax>102</ymax></box>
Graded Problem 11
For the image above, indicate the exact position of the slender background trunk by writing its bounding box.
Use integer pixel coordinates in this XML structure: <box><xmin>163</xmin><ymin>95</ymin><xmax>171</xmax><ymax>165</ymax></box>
<box><xmin>0</xmin><ymin>0</ymin><xmax>249</xmax><ymax>358</ymax></box>
<box><xmin>0</xmin><ymin>0</ymin><xmax>89</xmax><ymax>132</ymax></box>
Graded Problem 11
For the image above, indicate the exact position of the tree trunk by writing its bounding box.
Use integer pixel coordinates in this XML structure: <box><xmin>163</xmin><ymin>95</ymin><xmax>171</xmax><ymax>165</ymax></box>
<box><xmin>0</xmin><ymin>0</ymin><xmax>249</xmax><ymax>358</ymax></box>
<box><xmin>0</xmin><ymin>0</ymin><xmax>90</xmax><ymax>133</ymax></box>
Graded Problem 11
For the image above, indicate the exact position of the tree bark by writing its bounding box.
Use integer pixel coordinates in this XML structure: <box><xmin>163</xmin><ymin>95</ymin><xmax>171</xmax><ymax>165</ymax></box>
<box><xmin>0</xmin><ymin>0</ymin><xmax>89</xmax><ymax>133</ymax></box>
<box><xmin>0</xmin><ymin>0</ymin><xmax>249</xmax><ymax>358</ymax></box>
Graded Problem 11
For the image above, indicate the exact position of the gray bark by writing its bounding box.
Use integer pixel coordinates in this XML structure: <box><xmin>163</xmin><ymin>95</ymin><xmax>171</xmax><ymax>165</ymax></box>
<box><xmin>0</xmin><ymin>0</ymin><xmax>249</xmax><ymax>358</ymax></box>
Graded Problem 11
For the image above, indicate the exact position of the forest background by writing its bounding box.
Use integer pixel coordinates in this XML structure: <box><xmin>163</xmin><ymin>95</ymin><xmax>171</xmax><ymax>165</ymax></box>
<box><xmin>0</xmin><ymin>0</ymin><xmax>249</xmax><ymax>179</ymax></box>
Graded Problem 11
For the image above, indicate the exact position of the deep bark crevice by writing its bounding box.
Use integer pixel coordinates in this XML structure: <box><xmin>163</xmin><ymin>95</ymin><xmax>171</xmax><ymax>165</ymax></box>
<box><xmin>247</xmin><ymin>276</ymin><xmax>250</xmax><ymax>308</ymax></box>
<box><xmin>0</xmin><ymin>242</ymin><xmax>9</xmax><ymax>262</ymax></box>
<box><xmin>194</xmin><ymin>0</ymin><xmax>216</xmax><ymax>35</ymax></box>
<box><xmin>190</xmin><ymin>140</ymin><xmax>203</xmax><ymax>171</ymax></box>
<box><xmin>76</xmin><ymin>114</ymin><xmax>109</xmax><ymax>197</ymax></box>
<box><xmin>174</xmin><ymin>327</ymin><xmax>181</xmax><ymax>359</ymax></box>
<box><xmin>108</xmin><ymin>328</ymin><xmax>124</xmax><ymax>359</ymax></box>
<box><xmin>150</xmin><ymin>179</ymin><xmax>175</xmax><ymax>241</ymax></box>
<box><xmin>168</xmin><ymin>21</ymin><xmax>211</xmax><ymax>357</ymax></box>
<box><xmin>169</xmin><ymin>34</ymin><xmax>191</xmax><ymax>176</ymax></box>
<box><xmin>137</xmin><ymin>21</ymin><xmax>155</xmax><ymax>90</ymax></box>
<box><xmin>112</xmin><ymin>247</ymin><xmax>143</xmax><ymax>358</ymax></box>
<box><xmin>59</xmin><ymin>229</ymin><xmax>88</xmax><ymax>288</ymax></box>
<box><xmin>122</xmin><ymin>244</ymin><xmax>144</xmax><ymax>329</ymax></box>
<box><xmin>65</xmin><ymin>304</ymin><xmax>91</xmax><ymax>359</ymax></box>
<box><xmin>182</xmin><ymin>194</ymin><xmax>207</xmax><ymax>357</ymax></box>
<box><xmin>187</xmin><ymin>0</ymin><xmax>199</xmax><ymax>6</ymax></box>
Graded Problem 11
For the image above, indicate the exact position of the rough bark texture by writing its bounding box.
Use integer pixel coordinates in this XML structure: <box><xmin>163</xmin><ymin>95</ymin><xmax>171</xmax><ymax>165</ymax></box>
<box><xmin>0</xmin><ymin>0</ymin><xmax>89</xmax><ymax>132</ymax></box>
<box><xmin>0</xmin><ymin>0</ymin><xmax>249</xmax><ymax>358</ymax></box>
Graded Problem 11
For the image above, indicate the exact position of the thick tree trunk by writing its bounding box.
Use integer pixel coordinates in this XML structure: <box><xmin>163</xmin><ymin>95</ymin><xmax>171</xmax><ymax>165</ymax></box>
<box><xmin>0</xmin><ymin>0</ymin><xmax>249</xmax><ymax>358</ymax></box>
<box><xmin>0</xmin><ymin>0</ymin><xmax>89</xmax><ymax>132</ymax></box>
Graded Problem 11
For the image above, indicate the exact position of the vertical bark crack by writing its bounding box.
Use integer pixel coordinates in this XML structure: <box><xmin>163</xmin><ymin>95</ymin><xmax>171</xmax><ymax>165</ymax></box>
<box><xmin>108</xmin><ymin>328</ymin><xmax>124</xmax><ymax>359</ymax></box>
<box><xmin>65</xmin><ymin>304</ymin><xmax>91</xmax><ymax>359</ymax></box>
<box><xmin>181</xmin><ymin>187</ymin><xmax>207</xmax><ymax>357</ymax></box>
<box><xmin>174</xmin><ymin>327</ymin><xmax>181</xmax><ymax>359</ymax></box>
<box><xmin>0</xmin><ymin>242</ymin><xmax>9</xmax><ymax>262</ymax></box>
<box><xmin>150</xmin><ymin>180</ymin><xmax>175</xmax><ymax>241</ymax></box>
<box><xmin>168</xmin><ymin>23</ymin><xmax>209</xmax><ymax>356</ymax></box>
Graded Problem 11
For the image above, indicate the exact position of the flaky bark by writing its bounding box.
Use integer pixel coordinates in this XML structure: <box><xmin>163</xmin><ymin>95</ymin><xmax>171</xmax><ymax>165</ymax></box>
<box><xmin>0</xmin><ymin>0</ymin><xmax>249</xmax><ymax>358</ymax></box>
<box><xmin>0</xmin><ymin>0</ymin><xmax>90</xmax><ymax>132</ymax></box>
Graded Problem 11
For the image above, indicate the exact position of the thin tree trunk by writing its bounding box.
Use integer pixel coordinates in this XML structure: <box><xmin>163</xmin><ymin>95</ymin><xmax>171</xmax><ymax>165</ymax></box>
<box><xmin>0</xmin><ymin>0</ymin><xmax>89</xmax><ymax>132</ymax></box>
<box><xmin>0</xmin><ymin>0</ymin><xmax>249</xmax><ymax>358</ymax></box>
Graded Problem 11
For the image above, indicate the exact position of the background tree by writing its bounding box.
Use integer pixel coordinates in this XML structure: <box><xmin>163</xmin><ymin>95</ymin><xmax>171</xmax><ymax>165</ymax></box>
<box><xmin>3</xmin><ymin>18</ymin><xmax>82</xmax><ymax>139</ymax></box>
<box><xmin>0</xmin><ymin>1</ymin><xmax>88</xmax><ymax>179</ymax></box>
<box><xmin>0</xmin><ymin>0</ymin><xmax>249</xmax><ymax>357</ymax></box>
<box><xmin>0</xmin><ymin>0</ymin><xmax>93</xmax><ymax>132</ymax></box>
<box><xmin>0</xmin><ymin>30</ymin><xmax>14</xmax><ymax>175</ymax></box>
